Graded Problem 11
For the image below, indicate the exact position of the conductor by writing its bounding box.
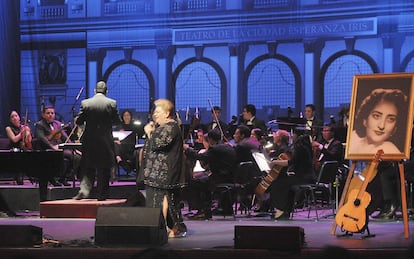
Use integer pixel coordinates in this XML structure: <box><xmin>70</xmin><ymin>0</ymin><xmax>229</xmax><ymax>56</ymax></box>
<box><xmin>73</xmin><ymin>81</ymin><xmax>121</xmax><ymax>201</ymax></box>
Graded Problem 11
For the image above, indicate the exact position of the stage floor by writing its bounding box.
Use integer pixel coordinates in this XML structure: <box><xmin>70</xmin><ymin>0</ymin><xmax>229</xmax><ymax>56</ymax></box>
<box><xmin>0</xmin><ymin>207</ymin><xmax>413</xmax><ymax>259</ymax></box>
<box><xmin>1</xmin><ymin>177</ymin><xmax>414</xmax><ymax>258</ymax></box>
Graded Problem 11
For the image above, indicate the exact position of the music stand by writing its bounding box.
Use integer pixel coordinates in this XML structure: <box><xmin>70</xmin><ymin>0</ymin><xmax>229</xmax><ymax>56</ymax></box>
<box><xmin>276</xmin><ymin>117</ymin><xmax>306</xmax><ymax>134</ymax></box>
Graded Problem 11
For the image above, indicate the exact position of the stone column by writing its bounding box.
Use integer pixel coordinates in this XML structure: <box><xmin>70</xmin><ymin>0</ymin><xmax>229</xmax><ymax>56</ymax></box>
<box><xmin>304</xmin><ymin>39</ymin><xmax>325</xmax><ymax>114</ymax></box>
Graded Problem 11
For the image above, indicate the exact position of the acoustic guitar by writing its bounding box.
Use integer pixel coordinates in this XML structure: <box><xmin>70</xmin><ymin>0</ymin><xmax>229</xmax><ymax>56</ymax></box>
<box><xmin>335</xmin><ymin>149</ymin><xmax>384</xmax><ymax>233</ymax></box>
<box><xmin>47</xmin><ymin>122</ymin><xmax>71</xmax><ymax>141</ymax></box>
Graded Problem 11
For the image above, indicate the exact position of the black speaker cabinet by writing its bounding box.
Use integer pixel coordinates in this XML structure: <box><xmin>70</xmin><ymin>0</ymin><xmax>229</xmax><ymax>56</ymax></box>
<box><xmin>95</xmin><ymin>207</ymin><xmax>167</xmax><ymax>246</ymax></box>
<box><xmin>234</xmin><ymin>225</ymin><xmax>304</xmax><ymax>251</ymax></box>
<box><xmin>0</xmin><ymin>225</ymin><xmax>42</xmax><ymax>247</ymax></box>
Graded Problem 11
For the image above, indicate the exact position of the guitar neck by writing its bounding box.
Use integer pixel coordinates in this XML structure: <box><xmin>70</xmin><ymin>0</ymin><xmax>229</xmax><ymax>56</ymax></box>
<box><xmin>355</xmin><ymin>150</ymin><xmax>384</xmax><ymax>200</ymax></box>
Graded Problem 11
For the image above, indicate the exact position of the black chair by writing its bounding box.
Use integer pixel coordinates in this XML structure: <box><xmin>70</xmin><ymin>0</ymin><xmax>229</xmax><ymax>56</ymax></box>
<box><xmin>293</xmin><ymin>160</ymin><xmax>339</xmax><ymax>221</ymax></box>
<box><xmin>212</xmin><ymin>161</ymin><xmax>259</xmax><ymax>218</ymax></box>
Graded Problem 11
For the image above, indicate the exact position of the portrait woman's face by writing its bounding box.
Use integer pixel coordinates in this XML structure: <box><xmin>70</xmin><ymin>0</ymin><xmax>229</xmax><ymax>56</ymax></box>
<box><xmin>363</xmin><ymin>100</ymin><xmax>397</xmax><ymax>145</ymax></box>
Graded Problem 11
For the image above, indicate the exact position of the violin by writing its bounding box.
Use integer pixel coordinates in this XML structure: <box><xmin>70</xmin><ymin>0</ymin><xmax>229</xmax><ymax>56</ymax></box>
<box><xmin>20</xmin><ymin>110</ymin><xmax>32</xmax><ymax>150</ymax></box>
<box><xmin>19</xmin><ymin>125</ymin><xmax>32</xmax><ymax>150</ymax></box>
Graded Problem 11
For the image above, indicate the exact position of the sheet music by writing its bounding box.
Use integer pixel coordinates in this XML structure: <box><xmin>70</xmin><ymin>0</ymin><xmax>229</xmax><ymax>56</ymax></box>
<box><xmin>112</xmin><ymin>131</ymin><xmax>133</xmax><ymax>141</ymax></box>
<box><xmin>252</xmin><ymin>152</ymin><xmax>271</xmax><ymax>172</ymax></box>
<box><xmin>58</xmin><ymin>143</ymin><xmax>82</xmax><ymax>149</ymax></box>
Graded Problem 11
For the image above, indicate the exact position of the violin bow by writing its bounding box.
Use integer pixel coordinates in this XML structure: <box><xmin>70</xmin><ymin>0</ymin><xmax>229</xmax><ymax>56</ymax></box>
<box><xmin>207</xmin><ymin>99</ymin><xmax>227</xmax><ymax>142</ymax></box>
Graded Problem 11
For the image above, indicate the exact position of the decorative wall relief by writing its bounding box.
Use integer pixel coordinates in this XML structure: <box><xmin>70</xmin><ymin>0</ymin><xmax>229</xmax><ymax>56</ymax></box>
<box><xmin>39</xmin><ymin>50</ymin><xmax>66</xmax><ymax>85</ymax></box>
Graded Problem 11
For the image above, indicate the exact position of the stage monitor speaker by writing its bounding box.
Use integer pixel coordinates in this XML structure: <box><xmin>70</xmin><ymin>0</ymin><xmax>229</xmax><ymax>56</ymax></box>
<box><xmin>234</xmin><ymin>225</ymin><xmax>304</xmax><ymax>251</ymax></box>
<box><xmin>95</xmin><ymin>207</ymin><xmax>167</xmax><ymax>246</ymax></box>
<box><xmin>0</xmin><ymin>225</ymin><xmax>42</xmax><ymax>247</ymax></box>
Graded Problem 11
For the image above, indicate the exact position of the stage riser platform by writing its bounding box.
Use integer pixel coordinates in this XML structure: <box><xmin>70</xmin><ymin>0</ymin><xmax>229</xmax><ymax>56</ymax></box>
<box><xmin>0</xmin><ymin>183</ymin><xmax>137</xmax><ymax>212</ymax></box>
<box><xmin>40</xmin><ymin>199</ymin><xmax>127</xmax><ymax>218</ymax></box>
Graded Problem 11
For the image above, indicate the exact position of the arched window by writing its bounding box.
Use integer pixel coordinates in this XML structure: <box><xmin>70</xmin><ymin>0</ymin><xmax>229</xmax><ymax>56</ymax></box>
<box><xmin>173</xmin><ymin>58</ymin><xmax>226</xmax><ymax>123</ymax></box>
<box><xmin>401</xmin><ymin>50</ymin><xmax>414</xmax><ymax>72</ymax></box>
<box><xmin>321</xmin><ymin>51</ymin><xmax>377</xmax><ymax>121</ymax></box>
<box><xmin>103</xmin><ymin>61</ymin><xmax>154</xmax><ymax>113</ymax></box>
<box><xmin>245</xmin><ymin>55</ymin><xmax>300</xmax><ymax>121</ymax></box>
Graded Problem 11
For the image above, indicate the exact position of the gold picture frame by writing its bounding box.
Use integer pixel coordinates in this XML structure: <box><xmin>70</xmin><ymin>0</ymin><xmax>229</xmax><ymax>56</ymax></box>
<box><xmin>345</xmin><ymin>73</ymin><xmax>414</xmax><ymax>161</ymax></box>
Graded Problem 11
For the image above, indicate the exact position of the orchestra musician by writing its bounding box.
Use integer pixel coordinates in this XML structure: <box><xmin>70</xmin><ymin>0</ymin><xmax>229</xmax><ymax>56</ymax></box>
<box><xmin>192</xmin><ymin>128</ymin><xmax>207</xmax><ymax>152</ymax></box>
<box><xmin>35</xmin><ymin>106</ymin><xmax>74</xmax><ymax>187</ymax></box>
<box><xmin>304</xmin><ymin>104</ymin><xmax>323</xmax><ymax>141</ymax></box>
<box><xmin>233</xmin><ymin>125</ymin><xmax>260</xmax><ymax>163</ymax></box>
<box><xmin>253</xmin><ymin>129</ymin><xmax>292</xmax><ymax>213</ymax></box>
<box><xmin>336</xmin><ymin>106</ymin><xmax>349</xmax><ymax>143</ymax></box>
<box><xmin>240</xmin><ymin>104</ymin><xmax>267</xmax><ymax>132</ymax></box>
<box><xmin>267</xmin><ymin>129</ymin><xmax>291</xmax><ymax>159</ymax></box>
<box><xmin>311</xmin><ymin>124</ymin><xmax>344</xmax><ymax>169</ymax></box>
<box><xmin>114</xmin><ymin>109</ymin><xmax>139</xmax><ymax>173</ymax></box>
<box><xmin>5</xmin><ymin>110</ymin><xmax>33</xmax><ymax>184</ymax></box>
<box><xmin>268</xmin><ymin>134</ymin><xmax>315</xmax><ymax>220</ymax></box>
<box><xmin>203</xmin><ymin>106</ymin><xmax>229</xmax><ymax>139</ymax></box>
<box><xmin>184</xmin><ymin>129</ymin><xmax>237</xmax><ymax>219</ymax></box>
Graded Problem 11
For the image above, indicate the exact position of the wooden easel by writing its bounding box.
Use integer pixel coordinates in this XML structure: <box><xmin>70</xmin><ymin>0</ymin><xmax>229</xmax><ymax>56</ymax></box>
<box><xmin>331</xmin><ymin>160</ymin><xmax>410</xmax><ymax>238</ymax></box>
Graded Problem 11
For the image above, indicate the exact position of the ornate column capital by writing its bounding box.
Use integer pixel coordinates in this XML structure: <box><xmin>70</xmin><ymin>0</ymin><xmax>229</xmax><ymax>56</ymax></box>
<box><xmin>157</xmin><ymin>44</ymin><xmax>175</xmax><ymax>59</ymax></box>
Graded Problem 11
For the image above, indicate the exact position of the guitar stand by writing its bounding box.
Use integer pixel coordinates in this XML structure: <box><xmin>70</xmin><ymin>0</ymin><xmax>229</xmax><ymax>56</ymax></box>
<box><xmin>331</xmin><ymin>161</ymin><xmax>410</xmax><ymax>238</ymax></box>
<box><xmin>337</xmin><ymin>225</ymin><xmax>376</xmax><ymax>239</ymax></box>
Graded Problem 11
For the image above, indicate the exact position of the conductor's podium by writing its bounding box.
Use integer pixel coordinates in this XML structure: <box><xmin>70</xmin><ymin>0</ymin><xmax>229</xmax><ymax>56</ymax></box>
<box><xmin>40</xmin><ymin>199</ymin><xmax>127</xmax><ymax>218</ymax></box>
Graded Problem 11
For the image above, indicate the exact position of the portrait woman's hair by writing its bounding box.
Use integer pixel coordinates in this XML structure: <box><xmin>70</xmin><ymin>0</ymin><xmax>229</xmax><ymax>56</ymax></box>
<box><xmin>354</xmin><ymin>88</ymin><xmax>408</xmax><ymax>146</ymax></box>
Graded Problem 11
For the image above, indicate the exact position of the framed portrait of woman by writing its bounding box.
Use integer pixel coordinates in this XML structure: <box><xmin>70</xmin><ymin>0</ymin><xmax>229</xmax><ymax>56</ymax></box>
<box><xmin>346</xmin><ymin>73</ymin><xmax>414</xmax><ymax>161</ymax></box>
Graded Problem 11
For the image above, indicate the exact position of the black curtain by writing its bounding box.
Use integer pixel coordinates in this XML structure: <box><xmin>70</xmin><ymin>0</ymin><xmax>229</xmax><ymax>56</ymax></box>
<box><xmin>0</xmin><ymin>1</ymin><xmax>20</xmax><ymax>136</ymax></box>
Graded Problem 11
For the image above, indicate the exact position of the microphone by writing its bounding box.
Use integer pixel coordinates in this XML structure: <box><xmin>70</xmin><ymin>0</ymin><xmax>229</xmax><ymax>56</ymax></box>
<box><xmin>76</xmin><ymin>86</ymin><xmax>84</xmax><ymax>101</ymax></box>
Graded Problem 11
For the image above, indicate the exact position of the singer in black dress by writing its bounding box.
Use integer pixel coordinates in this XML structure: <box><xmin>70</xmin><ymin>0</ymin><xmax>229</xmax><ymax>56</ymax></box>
<box><xmin>142</xmin><ymin>99</ymin><xmax>187</xmax><ymax>238</ymax></box>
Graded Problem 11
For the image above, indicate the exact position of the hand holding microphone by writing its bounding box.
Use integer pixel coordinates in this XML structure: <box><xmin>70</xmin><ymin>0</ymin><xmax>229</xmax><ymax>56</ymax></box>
<box><xmin>144</xmin><ymin>121</ymin><xmax>155</xmax><ymax>138</ymax></box>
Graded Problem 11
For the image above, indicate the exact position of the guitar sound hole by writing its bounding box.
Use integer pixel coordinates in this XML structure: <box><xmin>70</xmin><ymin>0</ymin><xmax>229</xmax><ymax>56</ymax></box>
<box><xmin>354</xmin><ymin>199</ymin><xmax>361</xmax><ymax>206</ymax></box>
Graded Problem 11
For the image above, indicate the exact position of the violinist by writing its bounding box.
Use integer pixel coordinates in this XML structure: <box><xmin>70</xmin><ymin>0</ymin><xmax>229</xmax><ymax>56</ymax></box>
<box><xmin>35</xmin><ymin>106</ymin><xmax>73</xmax><ymax>186</ymax></box>
<box><xmin>5</xmin><ymin>110</ymin><xmax>32</xmax><ymax>151</ymax></box>
<box><xmin>203</xmin><ymin>106</ymin><xmax>229</xmax><ymax>139</ymax></box>
<box><xmin>184</xmin><ymin>129</ymin><xmax>237</xmax><ymax>219</ymax></box>
<box><xmin>5</xmin><ymin>110</ymin><xmax>32</xmax><ymax>184</ymax></box>
<box><xmin>233</xmin><ymin>125</ymin><xmax>260</xmax><ymax>163</ymax></box>
<box><xmin>311</xmin><ymin>124</ymin><xmax>344</xmax><ymax>168</ymax></box>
